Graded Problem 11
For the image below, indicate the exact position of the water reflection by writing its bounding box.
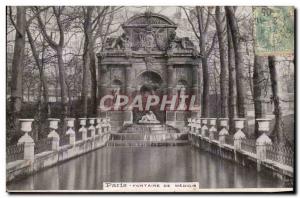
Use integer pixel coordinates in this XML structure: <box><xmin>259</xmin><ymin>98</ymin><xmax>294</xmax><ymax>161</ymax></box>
<box><xmin>7</xmin><ymin>146</ymin><xmax>285</xmax><ymax>190</ymax></box>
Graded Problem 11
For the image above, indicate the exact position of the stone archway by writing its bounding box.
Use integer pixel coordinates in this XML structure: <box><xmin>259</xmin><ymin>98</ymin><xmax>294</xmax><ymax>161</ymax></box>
<box><xmin>136</xmin><ymin>70</ymin><xmax>163</xmax><ymax>93</ymax></box>
<box><xmin>133</xmin><ymin>71</ymin><xmax>165</xmax><ymax>123</ymax></box>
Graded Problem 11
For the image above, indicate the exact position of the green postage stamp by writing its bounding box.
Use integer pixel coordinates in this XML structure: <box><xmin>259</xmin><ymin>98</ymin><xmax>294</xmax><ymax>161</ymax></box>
<box><xmin>253</xmin><ymin>6</ymin><xmax>294</xmax><ymax>56</ymax></box>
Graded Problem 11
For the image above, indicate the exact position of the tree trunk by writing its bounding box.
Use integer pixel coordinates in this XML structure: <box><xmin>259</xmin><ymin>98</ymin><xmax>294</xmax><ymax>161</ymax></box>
<box><xmin>81</xmin><ymin>7</ymin><xmax>93</xmax><ymax>117</ymax></box>
<box><xmin>225</xmin><ymin>6</ymin><xmax>246</xmax><ymax>118</ymax></box>
<box><xmin>89</xmin><ymin>49</ymin><xmax>97</xmax><ymax>116</ymax></box>
<box><xmin>26</xmin><ymin>28</ymin><xmax>50</xmax><ymax>117</ymax></box>
<box><xmin>268</xmin><ymin>56</ymin><xmax>285</xmax><ymax>145</ymax></box>
<box><xmin>36</xmin><ymin>6</ymin><xmax>67</xmax><ymax>118</ymax></box>
<box><xmin>57</xmin><ymin>47</ymin><xmax>68</xmax><ymax>117</ymax></box>
<box><xmin>10</xmin><ymin>7</ymin><xmax>26</xmax><ymax>122</ymax></box>
<box><xmin>82</xmin><ymin>45</ymin><xmax>90</xmax><ymax>117</ymax></box>
<box><xmin>253</xmin><ymin>55</ymin><xmax>267</xmax><ymax>137</ymax></box>
<box><xmin>227</xmin><ymin>22</ymin><xmax>237</xmax><ymax>133</ymax></box>
<box><xmin>215</xmin><ymin>6</ymin><xmax>228</xmax><ymax>118</ymax></box>
<box><xmin>201</xmin><ymin>56</ymin><xmax>210</xmax><ymax>117</ymax></box>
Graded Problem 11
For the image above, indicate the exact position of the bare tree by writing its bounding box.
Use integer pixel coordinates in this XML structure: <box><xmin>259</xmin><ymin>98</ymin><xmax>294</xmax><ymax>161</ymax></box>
<box><xmin>81</xmin><ymin>6</ymin><xmax>120</xmax><ymax>116</ymax></box>
<box><xmin>36</xmin><ymin>6</ymin><xmax>68</xmax><ymax>118</ymax></box>
<box><xmin>215</xmin><ymin>6</ymin><xmax>228</xmax><ymax>117</ymax></box>
<box><xmin>253</xmin><ymin>56</ymin><xmax>268</xmax><ymax>137</ymax></box>
<box><xmin>8</xmin><ymin>7</ymin><xmax>26</xmax><ymax>124</ymax></box>
<box><xmin>225</xmin><ymin>6</ymin><xmax>246</xmax><ymax>118</ymax></box>
<box><xmin>226</xmin><ymin>20</ymin><xmax>237</xmax><ymax>132</ymax></box>
<box><xmin>26</xmin><ymin>25</ymin><xmax>50</xmax><ymax>116</ymax></box>
<box><xmin>268</xmin><ymin>56</ymin><xmax>285</xmax><ymax>145</ymax></box>
<box><xmin>182</xmin><ymin>6</ymin><xmax>217</xmax><ymax>117</ymax></box>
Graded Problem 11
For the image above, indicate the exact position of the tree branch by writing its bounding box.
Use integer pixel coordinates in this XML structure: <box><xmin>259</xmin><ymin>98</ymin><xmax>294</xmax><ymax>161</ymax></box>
<box><xmin>206</xmin><ymin>33</ymin><xmax>217</xmax><ymax>57</ymax></box>
<box><xmin>181</xmin><ymin>7</ymin><xmax>200</xmax><ymax>40</ymax></box>
<box><xmin>36</xmin><ymin>7</ymin><xmax>58</xmax><ymax>49</ymax></box>
<box><xmin>8</xmin><ymin>6</ymin><xmax>23</xmax><ymax>36</ymax></box>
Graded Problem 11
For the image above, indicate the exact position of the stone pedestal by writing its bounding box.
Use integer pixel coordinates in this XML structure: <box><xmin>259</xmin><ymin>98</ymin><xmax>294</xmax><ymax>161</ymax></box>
<box><xmin>208</xmin><ymin>118</ymin><xmax>217</xmax><ymax>140</ymax></box>
<box><xmin>166</xmin><ymin>111</ymin><xmax>176</xmax><ymax>127</ymax></box>
<box><xmin>233</xmin><ymin>130</ymin><xmax>246</xmax><ymax>150</ymax></box>
<box><xmin>89</xmin><ymin>118</ymin><xmax>96</xmax><ymax>138</ymax></box>
<box><xmin>18</xmin><ymin>119</ymin><xmax>35</xmax><ymax>161</ymax></box>
<box><xmin>79</xmin><ymin>118</ymin><xmax>87</xmax><ymax>140</ymax></box>
<box><xmin>65</xmin><ymin>118</ymin><xmax>76</xmax><ymax>146</ymax></box>
<box><xmin>102</xmin><ymin>111</ymin><xmax>122</xmax><ymax>132</ymax></box>
<box><xmin>256</xmin><ymin>119</ymin><xmax>272</xmax><ymax>161</ymax></box>
<box><xmin>47</xmin><ymin>118</ymin><xmax>60</xmax><ymax>151</ymax></box>
<box><xmin>256</xmin><ymin>133</ymin><xmax>272</xmax><ymax>161</ymax></box>
<box><xmin>233</xmin><ymin>118</ymin><xmax>246</xmax><ymax>149</ymax></box>
<box><xmin>123</xmin><ymin>110</ymin><xmax>133</xmax><ymax>126</ymax></box>
<box><xmin>218</xmin><ymin>118</ymin><xmax>229</xmax><ymax>145</ymax></box>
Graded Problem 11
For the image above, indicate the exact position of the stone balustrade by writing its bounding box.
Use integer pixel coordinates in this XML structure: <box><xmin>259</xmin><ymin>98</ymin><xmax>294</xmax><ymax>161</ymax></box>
<box><xmin>7</xmin><ymin>117</ymin><xmax>112</xmax><ymax>165</ymax></box>
<box><xmin>187</xmin><ymin>117</ymin><xmax>292</xmax><ymax>167</ymax></box>
<box><xmin>7</xmin><ymin>116</ymin><xmax>112</xmax><ymax>182</ymax></box>
<box><xmin>186</xmin><ymin>116</ymin><xmax>293</xmax><ymax>182</ymax></box>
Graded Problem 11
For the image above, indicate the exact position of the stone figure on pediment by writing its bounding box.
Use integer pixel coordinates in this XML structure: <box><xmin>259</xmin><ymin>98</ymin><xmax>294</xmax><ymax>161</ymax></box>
<box><xmin>106</xmin><ymin>33</ymin><xmax>131</xmax><ymax>50</ymax></box>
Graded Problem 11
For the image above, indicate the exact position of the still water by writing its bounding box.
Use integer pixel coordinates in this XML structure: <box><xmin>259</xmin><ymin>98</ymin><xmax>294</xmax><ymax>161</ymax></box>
<box><xmin>7</xmin><ymin>146</ymin><xmax>284</xmax><ymax>190</ymax></box>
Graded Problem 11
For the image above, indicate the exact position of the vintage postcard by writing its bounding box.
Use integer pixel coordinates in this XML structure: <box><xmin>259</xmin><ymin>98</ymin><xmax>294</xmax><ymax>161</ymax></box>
<box><xmin>6</xmin><ymin>6</ymin><xmax>295</xmax><ymax>193</ymax></box>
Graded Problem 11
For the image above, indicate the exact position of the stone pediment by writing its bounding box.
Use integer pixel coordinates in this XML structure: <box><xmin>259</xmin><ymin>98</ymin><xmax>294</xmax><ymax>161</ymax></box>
<box><xmin>122</xmin><ymin>12</ymin><xmax>177</xmax><ymax>28</ymax></box>
<box><xmin>103</xmin><ymin>12</ymin><xmax>199</xmax><ymax>57</ymax></box>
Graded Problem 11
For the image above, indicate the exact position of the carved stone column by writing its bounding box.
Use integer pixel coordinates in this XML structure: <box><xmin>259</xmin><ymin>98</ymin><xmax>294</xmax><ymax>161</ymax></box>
<box><xmin>99</xmin><ymin>64</ymin><xmax>110</xmax><ymax>98</ymax></box>
<box><xmin>124</xmin><ymin>65</ymin><xmax>134</xmax><ymax>125</ymax></box>
<box><xmin>167</xmin><ymin>64</ymin><xmax>176</xmax><ymax>96</ymax></box>
<box><xmin>98</xmin><ymin>64</ymin><xmax>110</xmax><ymax>117</ymax></box>
<box><xmin>191</xmin><ymin>65</ymin><xmax>199</xmax><ymax>105</ymax></box>
<box><xmin>166</xmin><ymin>63</ymin><xmax>176</xmax><ymax>126</ymax></box>
<box><xmin>125</xmin><ymin>66</ymin><xmax>134</xmax><ymax>97</ymax></box>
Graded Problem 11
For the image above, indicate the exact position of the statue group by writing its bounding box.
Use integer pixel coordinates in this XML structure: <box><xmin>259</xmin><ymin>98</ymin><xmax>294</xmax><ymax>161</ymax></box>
<box><xmin>138</xmin><ymin>111</ymin><xmax>160</xmax><ymax>124</ymax></box>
